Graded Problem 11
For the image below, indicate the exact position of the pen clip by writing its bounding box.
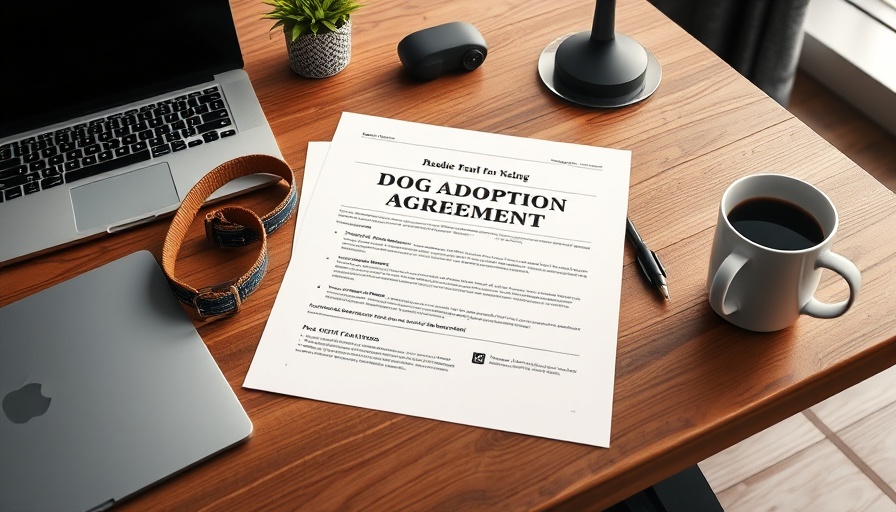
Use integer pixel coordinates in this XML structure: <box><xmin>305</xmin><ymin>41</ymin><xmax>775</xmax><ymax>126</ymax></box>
<box><xmin>651</xmin><ymin>250</ymin><xmax>667</xmax><ymax>278</ymax></box>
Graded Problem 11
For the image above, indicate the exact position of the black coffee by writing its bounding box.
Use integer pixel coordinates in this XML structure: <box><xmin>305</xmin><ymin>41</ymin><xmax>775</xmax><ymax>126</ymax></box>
<box><xmin>727</xmin><ymin>197</ymin><xmax>824</xmax><ymax>250</ymax></box>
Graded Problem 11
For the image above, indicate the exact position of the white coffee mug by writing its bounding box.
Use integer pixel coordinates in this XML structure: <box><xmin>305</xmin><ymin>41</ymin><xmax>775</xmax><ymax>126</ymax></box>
<box><xmin>707</xmin><ymin>174</ymin><xmax>861</xmax><ymax>332</ymax></box>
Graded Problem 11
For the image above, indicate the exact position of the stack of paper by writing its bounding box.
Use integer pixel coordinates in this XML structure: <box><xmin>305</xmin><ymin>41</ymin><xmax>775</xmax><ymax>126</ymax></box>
<box><xmin>244</xmin><ymin>113</ymin><xmax>631</xmax><ymax>447</ymax></box>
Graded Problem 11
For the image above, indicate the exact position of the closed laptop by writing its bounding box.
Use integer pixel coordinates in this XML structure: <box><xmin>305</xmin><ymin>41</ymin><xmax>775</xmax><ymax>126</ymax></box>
<box><xmin>0</xmin><ymin>251</ymin><xmax>253</xmax><ymax>511</ymax></box>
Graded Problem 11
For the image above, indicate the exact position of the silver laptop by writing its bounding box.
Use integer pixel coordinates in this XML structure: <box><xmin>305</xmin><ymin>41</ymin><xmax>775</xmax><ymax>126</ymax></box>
<box><xmin>0</xmin><ymin>250</ymin><xmax>253</xmax><ymax>511</ymax></box>
<box><xmin>0</xmin><ymin>1</ymin><xmax>282</xmax><ymax>266</ymax></box>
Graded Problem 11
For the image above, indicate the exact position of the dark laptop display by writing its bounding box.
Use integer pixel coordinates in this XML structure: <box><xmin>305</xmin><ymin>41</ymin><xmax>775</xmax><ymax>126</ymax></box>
<box><xmin>0</xmin><ymin>1</ymin><xmax>243</xmax><ymax>137</ymax></box>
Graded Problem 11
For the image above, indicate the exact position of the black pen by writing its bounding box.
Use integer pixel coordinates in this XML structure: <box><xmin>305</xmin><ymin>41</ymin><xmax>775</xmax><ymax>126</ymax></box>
<box><xmin>625</xmin><ymin>217</ymin><xmax>670</xmax><ymax>301</ymax></box>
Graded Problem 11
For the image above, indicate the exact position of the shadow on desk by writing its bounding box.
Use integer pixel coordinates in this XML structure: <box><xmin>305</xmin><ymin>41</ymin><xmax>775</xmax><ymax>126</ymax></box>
<box><xmin>605</xmin><ymin>466</ymin><xmax>723</xmax><ymax>512</ymax></box>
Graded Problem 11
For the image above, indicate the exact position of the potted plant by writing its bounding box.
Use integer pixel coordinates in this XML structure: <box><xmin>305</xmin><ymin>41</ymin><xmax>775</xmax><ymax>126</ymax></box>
<box><xmin>263</xmin><ymin>0</ymin><xmax>362</xmax><ymax>78</ymax></box>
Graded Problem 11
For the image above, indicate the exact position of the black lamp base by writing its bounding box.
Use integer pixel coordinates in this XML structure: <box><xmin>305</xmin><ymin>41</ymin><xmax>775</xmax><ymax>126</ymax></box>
<box><xmin>539</xmin><ymin>32</ymin><xmax>661</xmax><ymax>108</ymax></box>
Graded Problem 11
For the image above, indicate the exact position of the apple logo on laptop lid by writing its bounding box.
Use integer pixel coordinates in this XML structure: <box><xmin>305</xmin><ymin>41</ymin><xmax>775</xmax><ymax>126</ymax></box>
<box><xmin>2</xmin><ymin>382</ymin><xmax>52</xmax><ymax>424</ymax></box>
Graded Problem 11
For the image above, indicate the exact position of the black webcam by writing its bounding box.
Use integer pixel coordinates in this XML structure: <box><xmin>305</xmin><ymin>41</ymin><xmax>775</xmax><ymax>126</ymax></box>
<box><xmin>397</xmin><ymin>22</ymin><xmax>488</xmax><ymax>81</ymax></box>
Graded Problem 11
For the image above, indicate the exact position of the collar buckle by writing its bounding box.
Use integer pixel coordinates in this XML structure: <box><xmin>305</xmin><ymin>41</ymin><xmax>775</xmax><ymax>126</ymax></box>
<box><xmin>191</xmin><ymin>283</ymin><xmax>242</xmax><ymax>321</ymax></box>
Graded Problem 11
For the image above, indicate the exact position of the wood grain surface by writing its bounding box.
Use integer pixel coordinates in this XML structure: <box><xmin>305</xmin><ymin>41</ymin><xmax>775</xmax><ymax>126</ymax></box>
<box><xmin>2</xmin><ymin>0</ymin><xmax>894</xmax><ymax>510</ymax></box>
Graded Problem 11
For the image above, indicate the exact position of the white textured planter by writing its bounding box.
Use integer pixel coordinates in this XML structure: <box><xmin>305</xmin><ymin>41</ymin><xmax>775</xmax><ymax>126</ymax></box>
<box><xmin>285</xmin><ymin>20</ymin><xmax>352</xmax><ymax>78</ymax></box>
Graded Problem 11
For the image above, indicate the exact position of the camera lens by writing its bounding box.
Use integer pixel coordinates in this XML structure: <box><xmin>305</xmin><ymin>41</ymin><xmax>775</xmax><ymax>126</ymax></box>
<box><xmin>462</xmin><ymin>49</ymin><xmax>485</xmax><ymax>70</ymax></box>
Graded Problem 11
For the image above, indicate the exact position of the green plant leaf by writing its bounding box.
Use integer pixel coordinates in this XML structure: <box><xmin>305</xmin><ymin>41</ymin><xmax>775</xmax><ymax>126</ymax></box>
<box><xmin>262</xmin><ymin>0</ymin><xmax>361</xmax><ymax>40</ymax></box>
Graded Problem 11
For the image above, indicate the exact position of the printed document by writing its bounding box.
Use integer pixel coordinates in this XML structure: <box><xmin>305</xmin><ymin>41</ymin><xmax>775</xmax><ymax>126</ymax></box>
<box><xmin>244</xmin><ymin>113</ymin><xmax>631</xmax><ymax>447</ymax></box>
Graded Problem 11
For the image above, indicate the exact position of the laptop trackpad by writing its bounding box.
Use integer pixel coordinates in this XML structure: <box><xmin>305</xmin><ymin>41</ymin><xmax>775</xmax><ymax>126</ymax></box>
<box><xmin>71</xmin><ymin>163</ymin><xmax>180</xmax><ymax>232</ymax></box>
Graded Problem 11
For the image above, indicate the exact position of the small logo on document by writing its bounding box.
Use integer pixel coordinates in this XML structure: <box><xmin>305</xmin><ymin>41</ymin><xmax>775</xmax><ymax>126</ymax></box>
<box><xmin>471</xmin><ymin>352</ymin><xmax>486</xmax><ymax>364</ymax></box>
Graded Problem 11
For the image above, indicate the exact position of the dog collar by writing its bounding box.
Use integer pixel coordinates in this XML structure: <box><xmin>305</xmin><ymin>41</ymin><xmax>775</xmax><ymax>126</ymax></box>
<box><xmin>162</xmin><ymin>154</ymin><xmax>297</xmax><ymax>321</ymax></box>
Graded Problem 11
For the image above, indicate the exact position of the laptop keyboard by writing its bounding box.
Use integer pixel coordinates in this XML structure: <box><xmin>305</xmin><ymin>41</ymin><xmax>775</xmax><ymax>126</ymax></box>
<box><xmin>0</xmin><ymin>86</ymin><xmax>235</xmax><ymax>203</ymax></box>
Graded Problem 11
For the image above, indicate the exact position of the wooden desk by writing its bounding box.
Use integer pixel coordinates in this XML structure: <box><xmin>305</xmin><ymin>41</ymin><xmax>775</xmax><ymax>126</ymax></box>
<box><xmin>3</xmin><ymin>0</ymin><xmax>895</xmax><ymax>509</ymax></box>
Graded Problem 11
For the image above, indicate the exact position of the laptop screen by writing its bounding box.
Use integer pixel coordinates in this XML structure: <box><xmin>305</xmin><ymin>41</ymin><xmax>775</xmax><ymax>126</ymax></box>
<box><xmin>0</xmin><ymin>0</ymin><xmax>244</xmax><ymax>138</ymax></box>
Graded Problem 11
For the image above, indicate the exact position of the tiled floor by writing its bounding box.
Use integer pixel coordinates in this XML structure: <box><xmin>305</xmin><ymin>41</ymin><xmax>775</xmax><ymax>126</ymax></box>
<box><xmin>697</xmin><ymin>72</ymin><xmax>896</xmax><ymax>511</ymax></box>
<box><xmin>699</xmin><ymin>365</ymin><xmax>896</xmax><ymax>511</ymax></box>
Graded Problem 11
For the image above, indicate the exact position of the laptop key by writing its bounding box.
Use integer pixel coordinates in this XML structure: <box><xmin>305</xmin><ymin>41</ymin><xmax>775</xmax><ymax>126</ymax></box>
<box><xmin>24</xmin><ymin>181</ymin><xmax>40</xmax><ymax>195</ymax></box>
<box><xmin>77</xmin><ymin>135</ymin><xmax>97</xmax><ymax>147</ymax></box>
<box><xmin>1</xmin><ymin>174</ymin><xmax>27</xmax><ymax>188</ymax></box>
<box><xmin>64</xmin><ymin>149</ymin><xmax>151</xmax><ymax>184</ymax></box>
<box><xmin>43</xmin><ymin>166</ymin><xmax>63</xmax><ymax>177</ymax></box>
<box><xmin>0</xmin><ymin>162</ymin><xmax>26</xmax><ymax>177</ymax></box>
<box><xmin>41</xmin><ymin>175</ymin><xmax>64</xmax><ymax>189</ymax></box>
<box><xmin>0</xmin><ymin>158</ymin><xmax>23</xmax><ymax>173</ymax></box>
<box><xmin>3</xmin><ymin>186</ymin><xmax>23</xmax><ymax>201</ymax></box>
<box><xmin>201</xmin><ymin>110</ymin><xmax>229</xmax><ymax>122</ymax></box>
<box><xmin>197</xmin><ymin>118</ymin><xmax>231</xmax><ymax>134</ymax></box>
<box><xmin>151</xmin><ymin>144</ymin><xmax>172</xmax><ymax>158</ymax></box>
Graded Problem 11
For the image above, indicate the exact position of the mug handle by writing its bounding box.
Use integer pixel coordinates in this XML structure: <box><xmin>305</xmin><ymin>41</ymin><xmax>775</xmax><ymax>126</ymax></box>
<box><xmin>801</xmin><ymin>251</ymin><xmax>861</xmax><ymax>318</ymax></box>
<box><xmin>709</xmin><ymin>252</ymin><xmax>749</xmax><ymax>316</ymax></box>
